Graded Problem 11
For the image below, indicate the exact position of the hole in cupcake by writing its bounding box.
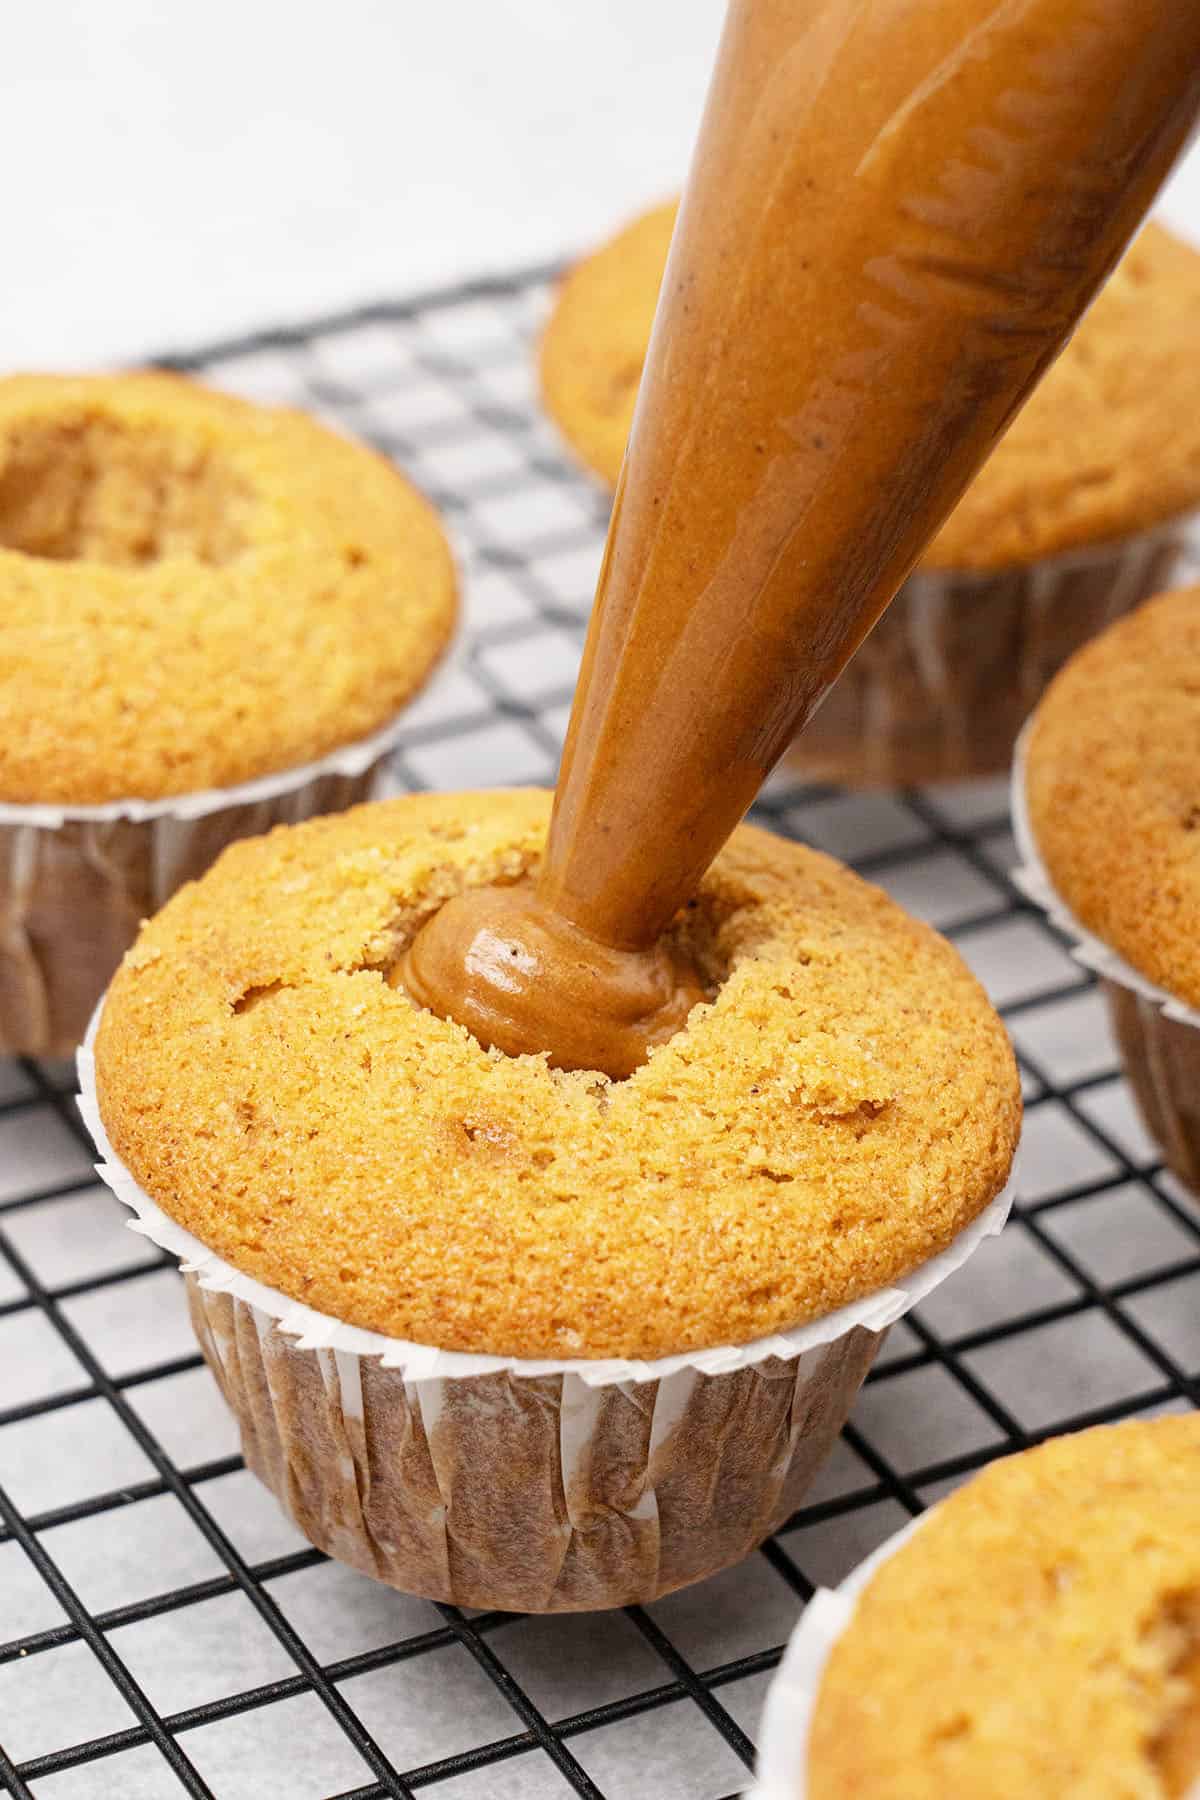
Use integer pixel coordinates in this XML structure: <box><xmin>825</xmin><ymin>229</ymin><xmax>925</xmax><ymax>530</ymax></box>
<box><xmin>1147</xmin><ymin>1590</ymin><xmax>1200</xmax><ymax>1796</ymax></box>
<box><xmin>744</xmin><ymin>1282</ymin><xmax>779</xmax><ymax>1306</ymax></box>
<box><xmin>462</xmin><ymin>1118</ymin><xmax>519</xmax><ymax>1156</ymax></box>
<box><xmin>232</xmin><ymin>980</ymin><xmax>286</xmax><ymax>1015</ymax></box>
<box><xmin>0</xmin><ymin>414</ymin><xmax>252</xmax><ymax>567</ymax></box>
<box><xmin>1183</xmin><ymin>806</ymin><xmax>1200</xmax><ymax>831</ymax></box>
<box><xmin>929</xmin><ymin>1713</ymin><xmax>971</xmax><ymax>1747</ymax></box>
<box><xmin>380</xmin><ymin>867</ymin><xmax>736</xmax><ymax>1078</ymax></box>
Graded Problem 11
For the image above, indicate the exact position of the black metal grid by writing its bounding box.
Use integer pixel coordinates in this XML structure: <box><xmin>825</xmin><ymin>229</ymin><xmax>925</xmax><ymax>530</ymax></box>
<box><xmin>1</xmin><ymin>264</ymin><xmax>1197</xmax><ymax>1800</ymax></box>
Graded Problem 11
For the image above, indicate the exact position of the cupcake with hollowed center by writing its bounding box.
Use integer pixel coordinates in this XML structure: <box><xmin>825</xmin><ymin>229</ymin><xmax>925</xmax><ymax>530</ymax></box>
<box><xmin>84</xmin><ymin>789</ymin><xmax>1020</xmax><ymax>1610</ymax></box>
<box><xmin>0</xmin><ymin>371</ymin><xmax>457</xmax><ymax>1054</ymax></box>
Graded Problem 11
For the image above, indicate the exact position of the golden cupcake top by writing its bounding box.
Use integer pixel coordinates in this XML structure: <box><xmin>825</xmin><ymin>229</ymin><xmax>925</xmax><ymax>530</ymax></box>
<box><xmin>809</xmin><ymin>1416</ymin><xmax>1200</xmax><ymax>1800</ymax></box>
<box><xmin>94</xmin><ymin>790</ymin><xmax>1019</xmax><ymax>1360</ymax></box>
<box><xmin>1025</xmin><ymin>587</ymin><xmax>1200</xmax><ymax>1009</ymax></box>
<box><xmin>0</xmin><ymin>372</ymin><xmax>457</xmax><ymax>805</ymax></box>
<box><xmin>541</xmin><ymin>214</ymin><xmax>1200</xmax><ymax>571</ymax></box>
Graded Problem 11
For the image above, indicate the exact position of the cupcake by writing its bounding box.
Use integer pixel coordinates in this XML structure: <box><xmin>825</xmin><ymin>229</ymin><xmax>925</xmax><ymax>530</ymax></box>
<box><xmin>0</xmin><ymin>372</ymin><xmax>457</xmax><ymax>1055</ymax></box>
<box><xmin>541</xmin><ymin>211</ymin><xmax>1200</xmax><ymax>785</ymax></box>
<box><xmin>754</xmin><ymin>1416</ymin><xmax>1200</xmax><ymax>1798</ymax></box>
<box><xmin>81</xmin><ymin>790</ymin><xmax>1020</xmax><ymax>1612</ymax></box>
<box><xmin>1017</xmin><ymin>586</ymin><xmax>1200</xmax><ymax>1193</ymax></box>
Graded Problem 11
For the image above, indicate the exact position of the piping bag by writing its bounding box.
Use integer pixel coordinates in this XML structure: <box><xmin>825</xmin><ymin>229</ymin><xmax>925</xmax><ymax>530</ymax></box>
<box><xmin>403</xmin><ymin>0</ymin><xmax>1200</xmax><ymax>1077</ymax></box>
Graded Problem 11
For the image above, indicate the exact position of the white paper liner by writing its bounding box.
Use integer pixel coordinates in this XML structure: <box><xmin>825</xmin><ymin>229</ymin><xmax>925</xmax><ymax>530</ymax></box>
<box><xmin>77</xmin><ymin>1009</ymin><xmax>1017</xmax><ymax>1389</ymax></box>
<box><xmin>0</xmin><ymin>691</ymin><xmax>447</xmax><ymax>1055</ymax></box>
<box><xmin>0</xmin><ymin>705</ymin><xmax>420</xmax><ymax>829</ymax></box>
<box><xmin>750</xmin><ymin>1511</ymin><xmax>931</xmax><ymax>1800</ymax></box>
<box><xmin>1011</xmin><ymin>724</ymin><xmax>1200</xmax><ymax>1031</ymax></box>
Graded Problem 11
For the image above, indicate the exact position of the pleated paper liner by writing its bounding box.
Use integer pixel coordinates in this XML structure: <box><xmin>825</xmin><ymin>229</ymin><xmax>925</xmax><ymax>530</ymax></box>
<box><xmin>0</xmin><ymin>708</ymin><xmax>418</xmax><ymax>1058</ymax></box>
<box><xmin>790</xmin><ymin>518</ymin><xmax>1189</xmax><ymax>786</ymax></box>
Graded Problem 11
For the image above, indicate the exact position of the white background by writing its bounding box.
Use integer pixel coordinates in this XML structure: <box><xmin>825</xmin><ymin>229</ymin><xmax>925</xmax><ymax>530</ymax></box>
<box><xmin>4</xmin><ymin>1</ymin><xmax>724</xmax><ymax>364</ymax></box>
<box><xmin>6</xmin><ymin>0</ymin><xmax>1199</xmax><ymax>367</ymax></box>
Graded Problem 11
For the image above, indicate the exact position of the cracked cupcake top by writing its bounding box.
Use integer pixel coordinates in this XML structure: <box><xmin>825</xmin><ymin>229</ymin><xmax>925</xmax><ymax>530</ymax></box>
<box><xmin>809</xmin><ymin>1416</ymin><xmax>1200</xmax><ymax>1800</ymax></box>
<box><xmin>541</xmin><ymin>215</ymin><xmax>1200</xmax><ymax>570</ymax></box>
<box><xmin>0</xmin><ymin>373</ymin><xmax>457</xmax><ymax>804</ymax></box>
<box><xmin>94</xmin><ymin>790</ymin><xmax>1019</xmax><ymax>1359</ymax></box>
<box><xmin>1025</xmin><ymin>587</ymin><xmax>1200</xmax><ymax>1009</ymax></box>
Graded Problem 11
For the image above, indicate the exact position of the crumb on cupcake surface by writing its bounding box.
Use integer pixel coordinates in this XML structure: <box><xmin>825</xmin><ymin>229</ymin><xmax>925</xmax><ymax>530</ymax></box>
<box><xmin>94</xmin><ymin>790</ymin><xmax>1019</xmax><ymax>1360</ymax></box>
<box><xmin>541</xmin><ymin>215</ymin><xmax>1200</xmax><ymax>570</ymax></box>
<box><xmin>1025</xmin><ymin>587</ymin><xmax>1200</xmax><ymax>1010</ymax></box>
<box><xmin>0</xmin><ymin>373</ymin><xmax>457</xmax><ymax>804</ymax></box>
<box><xmin>809</xmin><ymin>1416</ymin><xmax>1200</xmax><ymax>1800</ymax></box>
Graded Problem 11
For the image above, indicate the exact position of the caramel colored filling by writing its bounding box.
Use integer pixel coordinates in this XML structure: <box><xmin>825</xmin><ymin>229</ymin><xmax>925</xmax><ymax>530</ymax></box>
<box><xmin>0</xmin><ymin>417</ymin><xmax>249</xmax><ymax>566</ymax></box>
<box><xmin>395</xmin><ymin>880</ymin><xmax>709</xmax><ymax>1079</ymax></box>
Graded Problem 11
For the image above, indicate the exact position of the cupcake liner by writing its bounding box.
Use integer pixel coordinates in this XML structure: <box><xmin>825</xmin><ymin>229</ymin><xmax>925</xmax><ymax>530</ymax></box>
<box><xmin>0</xmin><ymin>711</ymin><xmax>415</xmax><ymax>1059</ymax></box>
<box><xmin>1103</xmin><ymin>986</ymin><xmax>1200</xmax><ymax>1192</ymax></box>
<box><xmin>750</xmin><ymin>1510</ymin><xmax>929</xmax><ymax>1800</ymax></box>
<box><xmin>79</xmin><ymin>1014</ymin><xmax>1015</xmax><ymax>1610</ymax></box>
<box><xmin>1012</xmin><ymin>729</ymin><xmax>1200</xmax><ymax>1192</ymax></box>
<box><xmin>185</xmin><ymin>1283</ymin><xmax>884</xmax><ymax>1611</ymax></box>
<box><xmin>789</xmin><ymin>518</ymin><xmax>1189</xmax><ymax>787</ymax></box>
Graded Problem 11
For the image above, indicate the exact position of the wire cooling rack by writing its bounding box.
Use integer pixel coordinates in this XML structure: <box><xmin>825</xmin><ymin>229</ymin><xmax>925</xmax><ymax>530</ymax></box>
<box><xmin>1</xmin><ymin>266</ymin><xmax>1198</xmax><ymax>1800</ymax></box>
